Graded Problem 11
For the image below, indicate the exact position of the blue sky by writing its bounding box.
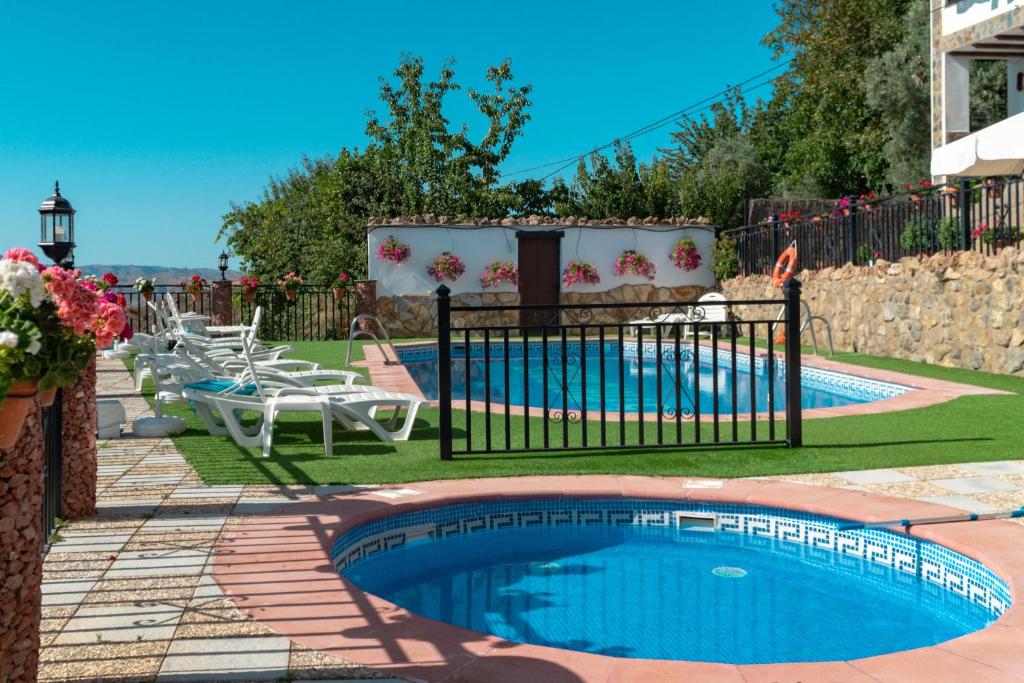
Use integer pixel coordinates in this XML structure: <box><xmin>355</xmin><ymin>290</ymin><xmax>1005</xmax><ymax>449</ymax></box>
<box><xmin>0</xmin><ymin>1</ymin><xmax>780</xmax><ymax>268</ymax></box>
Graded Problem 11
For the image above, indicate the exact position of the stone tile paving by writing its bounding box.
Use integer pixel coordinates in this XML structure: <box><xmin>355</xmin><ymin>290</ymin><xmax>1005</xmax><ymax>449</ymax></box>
<box><xmin>37</xmin><ymin>355</ymin><xmax>1024</xmax><ymax>682</ymax></box>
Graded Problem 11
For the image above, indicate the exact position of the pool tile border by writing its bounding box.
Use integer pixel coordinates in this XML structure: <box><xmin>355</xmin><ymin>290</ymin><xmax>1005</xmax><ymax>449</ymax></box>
<box><xmin>360</xmin><ymin>341</ymin><xmax>1007</xmax><ymax>422</ymax></box>
<box><xmin>213</xmin><ymin>477</ymin><xmax>1024</xmax><ymax>683</ymax></box>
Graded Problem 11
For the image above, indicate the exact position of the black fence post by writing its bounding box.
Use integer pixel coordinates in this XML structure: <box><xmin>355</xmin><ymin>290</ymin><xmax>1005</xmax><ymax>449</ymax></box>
<box><xmin>436</xmin><ymin>285</ymin><xmax>453</xmax><ymax>461</ymax></box>
<box><xmin>846</xmin><ymin>201</ymin><xmax>858</xmax><ymax>265</ymax></box>
<box><xmin>959</xmin><ymin>178</ymin><xmax>972</xmax><ymax>251</ymax></box>
<box><xmin>783</xmin><ymin>278</ymin><xmax>803</xmax><ymax>448</ymax></box>
<box><xmin>41</xmin><ymin>393</ymin><xmax>63</xmax><ymax>547</ymax></box>
<box><xmin>769</xmin><ymin>215</ymin><xmax>780</xmax><ymax>269</ymax></box>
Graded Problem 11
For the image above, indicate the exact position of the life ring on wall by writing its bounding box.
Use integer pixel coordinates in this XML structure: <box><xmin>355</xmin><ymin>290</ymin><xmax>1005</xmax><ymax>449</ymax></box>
<box><xmin>771</xmin><ymin>243</ymin><xmax>798</xmax><ymax>288</ymax></box>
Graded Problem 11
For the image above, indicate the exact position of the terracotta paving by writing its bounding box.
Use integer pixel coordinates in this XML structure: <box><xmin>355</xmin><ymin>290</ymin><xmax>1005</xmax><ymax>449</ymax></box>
<box><xmin>37</xmin><ymin>355</ymin><xmax>1024</xmax><ymax>682</ymax></box>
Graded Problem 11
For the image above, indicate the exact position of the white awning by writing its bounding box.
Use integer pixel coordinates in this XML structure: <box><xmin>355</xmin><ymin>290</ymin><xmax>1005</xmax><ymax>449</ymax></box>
<box><xmin>931</xmin><ymin>111</ymin><xmax>1024</xmax><ymax>178</ymax></box>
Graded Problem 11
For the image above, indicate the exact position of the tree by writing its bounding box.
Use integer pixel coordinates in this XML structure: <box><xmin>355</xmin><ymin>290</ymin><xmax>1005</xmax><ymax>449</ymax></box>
<box><xmin>220</xmin><ymin>55</ymin><xmax>539</xmax><ymax>283</ymax></box>
<box><xmin>549</xmin><ymin>142</ymin><xmax>678</xmax><ymax>219</ymax></box>
<box><xmin>863</xmin><ymin>0</ymin><xmax>931</xmax><ymax>187</ymax></box>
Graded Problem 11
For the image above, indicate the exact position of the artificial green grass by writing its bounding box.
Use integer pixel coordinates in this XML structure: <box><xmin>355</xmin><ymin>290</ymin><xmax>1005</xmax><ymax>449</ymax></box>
<box><xmin>132</xmin><ymin>340</ymin><xmax>1023</xmax><ymax>485</ymax></box>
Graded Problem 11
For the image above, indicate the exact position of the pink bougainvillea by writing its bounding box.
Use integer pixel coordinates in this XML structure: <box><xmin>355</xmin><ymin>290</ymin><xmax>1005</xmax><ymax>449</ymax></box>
<box><xmin>562</xmin><ymin>261</ymin><xmax>600</xmax><ymax>287</ymax></box>
<box><xmin>613</xmin><ymin>250</ymin><xmax>656</xmax><ymax>281</ymax></box>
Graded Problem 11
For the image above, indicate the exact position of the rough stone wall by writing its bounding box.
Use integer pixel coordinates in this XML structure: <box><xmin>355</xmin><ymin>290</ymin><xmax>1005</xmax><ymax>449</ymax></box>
<box><xmin>210</xmin><ymin>280</ymin><xmax>232</xmax><ymax>326</ymax></box>
<box><xmin>377</xmin><ymin>284</ymin><xmax>709</xmax><ymax>337</ymax></box>
<box><xmin>723</xmin><ymin>247</ymin><xmax>1024</xmax><ymax>375</ymax></box>
<box><xmin>61</xmin><ymin>356</ymin><xmax>97</xmax><ymax>519</ymax></box>
<box><xmin>0</xmin><ymin>397</ymin><xmax>44</xmax><ymax>682</ymax></box>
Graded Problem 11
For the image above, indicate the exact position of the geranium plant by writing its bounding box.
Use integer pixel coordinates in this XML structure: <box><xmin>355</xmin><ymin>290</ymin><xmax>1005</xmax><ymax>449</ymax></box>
<box><xmin>613</xmin><ymin>250</ymin><xmax>656</xmax><ymax>281</ymax></box>
<box><xmin>277</xmin><ymin>272</ymin><xmax>303</xmax><ymax>301</ymax></box>
<box><xmin>562</xmin><ymin>261</ymin><xmax>600</xmax><ymax>287</ymax></box>
<box><xmin>376</xmin><ymin>235</ymin><xmax>411</xmax><ymax>264</ymax></box>
<box><xmin>134</xmin><ymin>277</ymin><xmax>155</xmax><ymax>301</ymax></box>
<box><xmin>426</xmin><ymin>252</ymin><xmax>466</xmax><ymax>282</ymax></box>
<box><xmin>239</xmin><ymin>276</ymin><xmax>259</xmax><ymax>303</ymax></box>
<box><xmin>670</xmin><ymin>238</ymin><xmax>702</xmax><ymax>271</ymax></box>
<box><xmin>332</xmin><ymin>271</ymin><xmax>351</xmax><ymax>300</ymax></box>
<box><xmin>179</xmin><ymin>274</ymin><xmax>208</xmax><ymax>300</ymax></box>
<box><xmin>1</xmin><ymin>248</ymin><xmax>126</xmax><ymax>445</ymax></box>
<box><xmin>480</xmin><ymin>260</ymin><xmax>518</xmax><ymax>288</ymax></box>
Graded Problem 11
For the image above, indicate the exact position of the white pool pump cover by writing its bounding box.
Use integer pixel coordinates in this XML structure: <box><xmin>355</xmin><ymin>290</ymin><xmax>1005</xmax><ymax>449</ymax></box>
<box><xmin>132</xmin><ymin>415</ymin><xmax>187</xmax><ymax>437</ymax></box>
<box><xmin>97</xmin><ymin>399</ymin><xmax>127</xmax><ymax>439</ymax></box>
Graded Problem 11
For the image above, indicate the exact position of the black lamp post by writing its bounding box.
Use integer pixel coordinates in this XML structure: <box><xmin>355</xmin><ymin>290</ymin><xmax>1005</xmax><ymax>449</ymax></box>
<box><xmin>218</xmin><ymin>251</ymin><xmax>229</xmax><ymax>280</ymax></box>
<box><xmin>38</xmin><ymin>180</ymin><xmax>75</xmax><ymax>267</ymax></box>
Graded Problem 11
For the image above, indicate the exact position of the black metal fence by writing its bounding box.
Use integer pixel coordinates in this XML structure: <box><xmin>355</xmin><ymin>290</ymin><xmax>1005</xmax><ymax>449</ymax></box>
<box><xmin>436</xmin><ymin>282</ymin><xmax>803</xmax><ymax>459</ymax></box>
<box><xmin>725</xmin><ymin>177</ymin><xmax>1024</xmax><ymax>276</ymax></box>
<box><xmin>111</xmin><ymin>284</ymin><xmax>357</xmax><ymax>341</ymax></box>
<box><xmin>238</xmin><ymin>285</ymin><xmax>356</xmax><ymax>341</ymax></box>
<box><xmin>41</xmin><ymin>394</ymin><xmax>63</xmax><ymax>547</ymax></box>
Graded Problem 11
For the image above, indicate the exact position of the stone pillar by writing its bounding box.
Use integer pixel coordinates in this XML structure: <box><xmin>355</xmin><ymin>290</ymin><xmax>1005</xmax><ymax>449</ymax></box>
<box><xmin>61</xmin><ymin>356</ymin><xmax>97</xmax><ymax>520</ymax></box>
<box><xmin>355</xmin><ymin>280</ymin><xmax>378</xmax><ymax>332</ymax></box>
<box><xmin>211</xmin><ymin>280</ymin><xmax>233</xmax><ymax>326</ymax></box>
<box><xmin>0</xmin><ymin>397</ymin><xmax>44</xmax><ymax>682</ymax></box>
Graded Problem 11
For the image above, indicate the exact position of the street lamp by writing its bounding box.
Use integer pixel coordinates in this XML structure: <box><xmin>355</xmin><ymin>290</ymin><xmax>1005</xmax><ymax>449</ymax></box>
<box><xmin>38</xmin><ymin>180</ymin><xmax>75</xmax><ymax>267</ymax></box>
<box><xmin>218</xmin><ymin>251</ymin><xmax>229</xmax><ymax>280</ymax></box>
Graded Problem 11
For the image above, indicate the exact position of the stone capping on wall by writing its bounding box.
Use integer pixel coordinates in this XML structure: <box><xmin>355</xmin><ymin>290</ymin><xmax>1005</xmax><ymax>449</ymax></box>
<box><xmin>366</xmin><ymin>214</ymin><xmax>714</xmax><ymax>228</ymax></box>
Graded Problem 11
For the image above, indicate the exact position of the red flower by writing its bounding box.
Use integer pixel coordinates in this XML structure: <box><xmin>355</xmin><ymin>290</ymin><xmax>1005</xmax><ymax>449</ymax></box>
<box><xmin>102</xmin><ymin>272</ymin><xmax>118</xmax><ymax>286</ymax></box>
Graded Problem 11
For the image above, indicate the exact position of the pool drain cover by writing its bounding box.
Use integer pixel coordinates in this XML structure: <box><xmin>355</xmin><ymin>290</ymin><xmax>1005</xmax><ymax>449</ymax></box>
<box><xmin>712</xmin><ymin>566</ymin><xmax>747</xmax><ymax>578</ymax></box>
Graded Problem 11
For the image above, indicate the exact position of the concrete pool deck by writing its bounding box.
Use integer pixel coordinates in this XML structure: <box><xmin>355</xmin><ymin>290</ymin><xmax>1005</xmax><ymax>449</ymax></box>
<box><xmin>362</xmin><ymin>341</ymin><xmax>1007</xmax><ymax>422</ymax></box>
<box><xmin>214</xmin><ymin>476</ymin><xmax>1024</xmax><ymax>683</ymax></box>
<box><xmin>37</xmin><ymin>356</ymin><xmax>1024</xmax><ymax>682</ymax></box>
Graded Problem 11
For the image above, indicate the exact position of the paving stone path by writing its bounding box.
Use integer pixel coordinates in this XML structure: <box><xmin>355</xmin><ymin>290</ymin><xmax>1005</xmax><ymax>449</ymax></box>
<box><xmin>37</xmin><ymin>356</ymin><xmax>1024</xmax><ymax>681</ymax></box>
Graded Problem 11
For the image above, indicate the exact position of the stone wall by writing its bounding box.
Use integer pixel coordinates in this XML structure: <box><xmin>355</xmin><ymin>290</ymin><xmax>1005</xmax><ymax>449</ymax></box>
<box><xmin>61</xmin><ymin>357</ymin><xmax>97</xmax><ymax>519</ymax></box>
<box><xmin>723</xmin><ymin>247</ymin><xmax>1024</xmax><ymax>375</ymax></box>
<box><xmin>377</xmin><ymin>284</ymin><xmax>709</xmax><ymax>337</ymax></box>
<box><xmin>0</xmin><ymin>397</ymin><xmax>44</xmax><ymax>682</ymax></box>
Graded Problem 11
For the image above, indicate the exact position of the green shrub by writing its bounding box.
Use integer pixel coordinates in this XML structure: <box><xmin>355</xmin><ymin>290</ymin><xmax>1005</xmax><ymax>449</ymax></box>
<box><xmin>711</xmin><ymin>235</ymin><xmax>739</xmax><ymax>281</ymax></box>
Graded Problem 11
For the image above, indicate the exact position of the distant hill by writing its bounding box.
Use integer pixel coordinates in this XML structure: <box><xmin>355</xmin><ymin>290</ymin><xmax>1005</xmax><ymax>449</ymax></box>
<box><xmin>76</xmin><ymin>264</ymin><xmax>244</xmax><ymax>285</ymax></box>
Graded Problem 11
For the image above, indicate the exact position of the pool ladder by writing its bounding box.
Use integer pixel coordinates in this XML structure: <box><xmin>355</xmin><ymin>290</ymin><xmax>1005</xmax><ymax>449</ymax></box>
<box><xmin>345</xmin><ymin>314</ymin><xmax>401</xmax><ymax>366</ymax></box>
<box><xmin>773</xmin><ymin>301</ymin><xmax>834</xmax><ymax>357</ymax></box>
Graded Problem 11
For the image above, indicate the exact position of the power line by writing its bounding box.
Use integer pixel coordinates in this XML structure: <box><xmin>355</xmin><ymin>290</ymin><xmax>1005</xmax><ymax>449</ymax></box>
<box><xmin>499</xmin><ymin>60</ymin><xmax>792</xmax><ymax>181</ymax></box>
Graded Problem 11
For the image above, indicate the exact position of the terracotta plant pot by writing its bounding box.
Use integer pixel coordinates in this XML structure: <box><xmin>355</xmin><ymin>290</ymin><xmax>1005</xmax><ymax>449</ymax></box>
<box><xmin>910</xmin><ymin>194</ymin><xmax>922</xmax><ymax>202</ymax></box>
<box><xmin>0</xmin><ymin>380</ymin><xmax>38</xmax><ymax>450</ymax></box>
<box><xmin>142</xmin><ymin>291</ymin><xmax>153</xmax><ymax>302</ymax></box>
<box><xmin>243</xmin><ymin>291</ymin><xmax>256</xmax><ymax>303</ymax></box>
<box><xmin>284</xmin><ymin>289</ymin><xmax>297</xmax><ymax>302</ymax></box>
<box><xmin>332</xmin><ymin>287</ymin><xmax>344</xmax><ymax>301</ymax></box>
<box><xmin>190</xmin><ymin>290</ymin><xmax>201</xmax><ymax>302</ymax></box>
<box><xmin>38</xmin><ymin>388</ymin><xmax>57</xmax><ymax>408</ymax></box>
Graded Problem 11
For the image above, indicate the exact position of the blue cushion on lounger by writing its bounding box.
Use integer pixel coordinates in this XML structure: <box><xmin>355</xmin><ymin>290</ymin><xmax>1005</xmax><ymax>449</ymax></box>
<box><xmin>184</xmin><ymin>380</ymin><xmax>258</xmax><ymax>395</ymax></box>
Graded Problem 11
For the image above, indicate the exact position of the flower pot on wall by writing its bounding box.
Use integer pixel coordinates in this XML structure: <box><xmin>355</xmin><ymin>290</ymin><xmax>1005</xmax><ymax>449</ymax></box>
<box><xmin>332</xmin><ymin>287</ymin><xmax>345</xmax><ymax>301</ymax></box>
<box><xmin>243</xmin><ymin>291</ymin><xmax>256</xmax><ymax>303</ymax></box>
<box><xmin>190</xmin><ymin>290</ymin><xmax>201</xmax><ymax>302</ymax></box>
<box><xmin>142</xmin><ymin>291</ymin><xmax>153</xmax><ymax>302</ymax></box>
<box><xmin>38</xmin><ymin>388</ymin><xmax>57</xmax><ymax>408</ymax></box>
<box><xmin>285</xmin><ymin>289</ymin><xmax>297</xmax><ymax>302</ymax></box>
<box><xmin>0</xmin><ymin>381</ymin><xmax>38</xmax><ymax>450</ymax></box>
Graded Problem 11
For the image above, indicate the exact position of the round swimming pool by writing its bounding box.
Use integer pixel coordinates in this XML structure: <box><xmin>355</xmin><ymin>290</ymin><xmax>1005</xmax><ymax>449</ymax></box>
<box><xmin>332</xmin><ymin>498</ymin><xmax>1009</xmax><ymax>664</ymax></box>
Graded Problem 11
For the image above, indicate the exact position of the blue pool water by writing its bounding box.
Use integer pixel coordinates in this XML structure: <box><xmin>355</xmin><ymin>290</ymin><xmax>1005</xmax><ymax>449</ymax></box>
<box><xmin>338</xmin><ymin>500</ymin><xmax>1002</xmax><ymax>664</ymax></box>
<box><xmin>399</xmin><ymin>341</ymin><xmax>907</xmax><ymax>414</ymax></box>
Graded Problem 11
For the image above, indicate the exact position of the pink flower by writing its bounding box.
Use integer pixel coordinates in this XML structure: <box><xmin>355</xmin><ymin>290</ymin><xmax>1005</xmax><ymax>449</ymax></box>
<box><xmin>3</xmin><ymin>247</ymin><xmax>44</xmax><ymax>272</ymax></box>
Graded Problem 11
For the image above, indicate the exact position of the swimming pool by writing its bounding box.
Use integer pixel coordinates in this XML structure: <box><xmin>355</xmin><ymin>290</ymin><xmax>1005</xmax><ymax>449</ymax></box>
<box><xmin>333</xmin><ymin>497</ymin><xmax>1008</xmax><ymax>664</ymax></box>
<box><xmin>397</xmin><ymin>341</ymin><xmax>909</xmax><ymax>414</ymax></box>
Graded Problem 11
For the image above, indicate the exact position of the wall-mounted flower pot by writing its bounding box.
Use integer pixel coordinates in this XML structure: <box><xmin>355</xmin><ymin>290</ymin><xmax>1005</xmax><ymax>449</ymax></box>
<box><xmin>38</xmin><ymin>388</ymin><xmax>57</xmax><ymax>408</ymax></box>
<box><xmin>332</xmin><ymin>287</ymin><xmax>345</xmax><ymax>301</ymax></box>
<box><xmin>190</xmin><ymin>291</ymin><xmax>201</xmax><ymax>302</ymax></box>
<box><xmin>243</xmin><ymin>291</ymin><xmax>256</xmax><ymax>303</ymax></box>
<box><xmin>284</xmin><ymin>289</ymin><xmax>297</xmax><ymax>302</ymax></box>
<box><xmin>142</xmin><ymin>291</ymin><xmax>153</xmax><ymax>302</ymax></box>
<box><xmin>0</xmin><ymin>381</ymin><xmax>38</xmax><ymax>450</ymax></box>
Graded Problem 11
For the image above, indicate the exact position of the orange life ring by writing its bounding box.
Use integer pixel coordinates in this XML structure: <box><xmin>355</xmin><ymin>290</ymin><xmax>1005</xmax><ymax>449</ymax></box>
<box><xmin>771</xmin><ymin>245</ymin><xmax>798</xmax><ymax>288</ymax></box>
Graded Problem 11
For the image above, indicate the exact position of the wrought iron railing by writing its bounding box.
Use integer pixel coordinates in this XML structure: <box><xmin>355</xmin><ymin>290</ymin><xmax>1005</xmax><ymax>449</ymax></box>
<box><xmin>41</xmin><ymin>395</ymin><xmax>63</xmax><ymax>547</ymax></box>
<box><xmin>237</xmin><ymin>285</ymin><xmax>356</xmax><ymax>341</ymax></box>
<box><xmin>111</xmin><ymin>284</ymin><xmax>357</xmax><ymax>341</ymax></box>
<box><xmin>436</xmin><ymin>282</ymin><xmax>804</xmax><ymax>460</ymax></box>
<box><xmin>724</xmin><ymin>177</ymin><xmax>1024</xmax><ymax>276</ymax></box>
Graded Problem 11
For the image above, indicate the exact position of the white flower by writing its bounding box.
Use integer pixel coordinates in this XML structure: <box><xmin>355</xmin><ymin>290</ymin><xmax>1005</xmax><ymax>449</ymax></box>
<box><xmin>25</xmin><ymin>339</ymin><xmax>41</xmax><ymax>355</ymax></box>
<box><xmin>0</xmin><ymin>330</ymin><xmax>18</xmax><ymax>349</ymax></box>
<box><xmin>0</xmin><ymin>258</ymin><xmax>43</xmax><ymax>307</ymax></box>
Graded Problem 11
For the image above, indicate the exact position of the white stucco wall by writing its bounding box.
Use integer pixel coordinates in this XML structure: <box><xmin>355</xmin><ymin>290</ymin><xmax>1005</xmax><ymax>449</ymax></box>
<box><xmin>367</xmin><ymin>224</ymin><xmax>716</xmax><ymax>297</ymax></box>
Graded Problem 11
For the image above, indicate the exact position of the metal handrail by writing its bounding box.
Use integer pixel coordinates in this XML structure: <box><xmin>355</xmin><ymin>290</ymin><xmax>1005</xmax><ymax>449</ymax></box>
<box><xmin>345</xmin><ymin>314</ymin><xmax>400</xmax><ymax>365</ymax></box>
<box><xmin>773</xmin><ymin>301</ymin><xmax>834</xmax><ymax>357</ymax></box>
